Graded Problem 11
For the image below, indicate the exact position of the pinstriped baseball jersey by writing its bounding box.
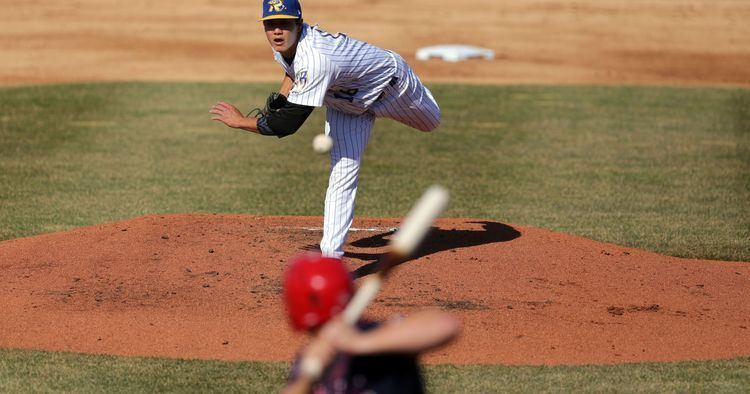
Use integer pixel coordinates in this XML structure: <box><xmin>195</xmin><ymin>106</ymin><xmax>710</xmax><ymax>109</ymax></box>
<box><xmin>270</xmin><ymin>23</ymin><xmax>441</xmax><ymax>258</ymax></box>
<box><xmin>273</xmin><ymin>23</ymin><xmax>397</xmax><ymax>114</ymax></box>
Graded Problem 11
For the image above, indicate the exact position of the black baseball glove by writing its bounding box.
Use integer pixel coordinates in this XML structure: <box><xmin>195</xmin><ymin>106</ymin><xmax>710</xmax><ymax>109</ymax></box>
<box><xmin>246</xmin><ymin>92</ymin><xmax>288</xmax><ymax>118</ymax></box>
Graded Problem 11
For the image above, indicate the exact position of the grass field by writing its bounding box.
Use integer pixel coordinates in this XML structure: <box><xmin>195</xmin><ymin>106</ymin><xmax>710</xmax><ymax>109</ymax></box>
<box><xmin>1</xmin><ymin>349</ymin><xmax>749</xmax><ymax>393</ymax></box>
<box><xmin>1</xmin><ymin>83</ymin><xmax>749</xmax><ymax>391</ymax></box>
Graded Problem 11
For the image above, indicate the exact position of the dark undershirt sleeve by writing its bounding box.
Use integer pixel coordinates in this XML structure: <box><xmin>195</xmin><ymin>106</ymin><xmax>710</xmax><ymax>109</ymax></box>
<box><xmin>257</xmin><ymin>100</ymin><xmax>315</xmax><ymax>138</ymax></box>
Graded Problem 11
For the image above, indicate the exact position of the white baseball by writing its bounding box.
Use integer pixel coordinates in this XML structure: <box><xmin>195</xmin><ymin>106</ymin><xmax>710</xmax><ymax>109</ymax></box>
<box><xmin>312</xmin><ymin>133</ymin><xmax>333</xmax><ymax>154</ymax></box>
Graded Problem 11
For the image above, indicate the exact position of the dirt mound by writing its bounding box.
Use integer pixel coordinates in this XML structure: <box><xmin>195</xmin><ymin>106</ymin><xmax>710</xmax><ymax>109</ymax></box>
<box><xmin>1</xmin><ymin>214</ymin><xmax>748</xmax><ymax>365</ymax></box>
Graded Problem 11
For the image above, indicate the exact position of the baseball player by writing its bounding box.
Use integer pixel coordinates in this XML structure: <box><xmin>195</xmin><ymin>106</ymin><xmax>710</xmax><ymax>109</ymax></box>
<box><xmin>210</xmin><ymin>0</ymin><xmax>441</xmax><ymax>259</ymax></box>
<box><xmin>281</xmin><ymin>254</ymin><xmax>459</xmax><ymax>394</ymax></box>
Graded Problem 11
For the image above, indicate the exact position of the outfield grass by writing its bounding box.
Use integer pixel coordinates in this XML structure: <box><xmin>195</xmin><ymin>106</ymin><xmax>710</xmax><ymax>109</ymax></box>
<box><xmin>1</xmin><ymin>349</ymin><xmax>748</xmax><ymax>393</ymax></box>
<box><xmin>0</xmin><ymin>83</ymin><xmax>747</xmax><ymax>261</ymax></box>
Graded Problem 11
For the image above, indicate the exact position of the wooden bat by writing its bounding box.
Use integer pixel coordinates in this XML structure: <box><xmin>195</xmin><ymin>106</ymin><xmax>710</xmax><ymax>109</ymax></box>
<box><xmin>342</xmin><ymin>185</ymin><xmax>450</xmax><ymax>323</ymax></box>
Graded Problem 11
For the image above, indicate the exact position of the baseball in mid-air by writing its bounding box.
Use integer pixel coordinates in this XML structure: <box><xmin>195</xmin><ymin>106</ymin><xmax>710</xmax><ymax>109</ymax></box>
<box><xmin>312</xmin><ymin>133</ymin><xmax>333</xmax><ymax>154</ymax></box>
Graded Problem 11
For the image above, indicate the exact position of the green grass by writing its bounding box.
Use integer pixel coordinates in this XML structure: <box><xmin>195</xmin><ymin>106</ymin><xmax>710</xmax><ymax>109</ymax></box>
<box><xmin>1</xmin><ymin>83</ymin><xmax>748</xmax><ymax>261</ymax></box>
<box><xmin>1</xmin><ymin>349</ymin><xmax>748</xmax><ymax>393</ymax></box>
<box><xmin>0</xmin><ymin>349</ymin><xmax>287</xmax><ymax>393</ymax></box>
<box><xmin>426</xmin><ymin>360</ymin><xmax>750</xmax><ymax>393</ymax></box>
<box><xmin>0</xmin><ymin>83</ymin><xmax>748</xmax><ymax>261</ymax></box>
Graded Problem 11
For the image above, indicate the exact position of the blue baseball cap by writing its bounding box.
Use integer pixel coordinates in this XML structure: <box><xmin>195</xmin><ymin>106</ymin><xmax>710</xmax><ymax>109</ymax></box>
<box><xmin>260</xmin><ymin>0</ymin><xmax>303</xmax><ymax>21</ymax></box>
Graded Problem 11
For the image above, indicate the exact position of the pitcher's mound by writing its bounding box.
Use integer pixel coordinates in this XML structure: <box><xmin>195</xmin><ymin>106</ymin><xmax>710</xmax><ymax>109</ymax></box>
<box><xmin>1</xmin><ymin>214</ymin><xmax>748</xmax><ymax>365</ymax></box>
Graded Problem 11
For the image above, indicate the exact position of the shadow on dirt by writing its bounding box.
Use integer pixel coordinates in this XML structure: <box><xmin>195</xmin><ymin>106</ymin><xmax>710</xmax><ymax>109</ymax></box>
<box><xmin>347</xmin><ymin>221</ymin><xmax>520</xmax><ymax>278</ymax></box>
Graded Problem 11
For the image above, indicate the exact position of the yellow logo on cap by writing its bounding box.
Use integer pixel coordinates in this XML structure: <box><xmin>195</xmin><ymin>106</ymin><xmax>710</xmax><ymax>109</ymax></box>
<box><xmin>268</xmin><ymin>0</ymin><xmax>286</xmax><ymax>12</ymax></box>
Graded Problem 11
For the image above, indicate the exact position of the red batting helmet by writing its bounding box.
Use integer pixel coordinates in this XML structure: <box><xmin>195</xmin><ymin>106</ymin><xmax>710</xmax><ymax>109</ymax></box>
<box><xmin>283</xmin><ymin>253</ymin><xmax>353</xmax><ymax>331</ymax></box>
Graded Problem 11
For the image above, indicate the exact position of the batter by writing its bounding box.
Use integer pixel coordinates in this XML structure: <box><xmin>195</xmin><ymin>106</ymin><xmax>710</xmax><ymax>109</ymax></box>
<box><xmin>281</xmin><ymin>253</ymin><xmax>459</xmax><ymax>394</ymax></box>
<box><xmin>210</xmin><ymin>0</ymin><xmax>440</xmax><ymax>258</ymax></box>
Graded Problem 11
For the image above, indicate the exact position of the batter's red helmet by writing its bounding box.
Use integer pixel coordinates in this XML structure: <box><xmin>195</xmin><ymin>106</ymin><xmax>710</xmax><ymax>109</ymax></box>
<box><xmin>283</xmin><ymin>253</ymin><xmax>353</xmax><ymax>331</ymax></box>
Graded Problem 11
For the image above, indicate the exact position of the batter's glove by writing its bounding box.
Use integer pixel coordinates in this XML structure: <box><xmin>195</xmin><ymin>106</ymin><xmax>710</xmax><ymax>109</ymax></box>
<box><xmin>246</xmin><ymin>92</ymin><xmax>288</xmax><ymax>118</ymax></box>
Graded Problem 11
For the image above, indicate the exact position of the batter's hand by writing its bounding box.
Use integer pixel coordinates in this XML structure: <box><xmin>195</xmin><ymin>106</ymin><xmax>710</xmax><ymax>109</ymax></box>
<box><xmin>210</xmin><ymin>101</ymin><xmax>248</xmax><ymax>128</ymax></box>
<box><xmin>301</xmin><ymin>334</ymin><xmax>338</xmax><ymax>371</ymax></box>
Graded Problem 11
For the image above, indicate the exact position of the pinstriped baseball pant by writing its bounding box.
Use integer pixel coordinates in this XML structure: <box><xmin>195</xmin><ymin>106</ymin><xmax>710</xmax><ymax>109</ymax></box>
<box><xmin>320</xmin><ymin>59</ymin><xmax>441</xmax><ymax>258</ymax></box>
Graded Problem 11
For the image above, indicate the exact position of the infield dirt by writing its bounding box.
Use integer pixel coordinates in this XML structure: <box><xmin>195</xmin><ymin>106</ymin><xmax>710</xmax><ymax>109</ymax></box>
<box><xmin>1</xmin><ymin>0</ymin><xmax>749</xmax><ymax>86</ymax></box>
<box><xmin>1</xmin><ymin>214</ymin><xmax>748</xmax><ymax>365</ymax></box>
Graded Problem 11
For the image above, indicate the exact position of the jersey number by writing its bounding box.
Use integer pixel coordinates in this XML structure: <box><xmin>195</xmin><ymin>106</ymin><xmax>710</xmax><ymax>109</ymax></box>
<box><xmin>333</xmin><ymin>88</ymin><xmax>359</xmax><ymax>103</ymax></box>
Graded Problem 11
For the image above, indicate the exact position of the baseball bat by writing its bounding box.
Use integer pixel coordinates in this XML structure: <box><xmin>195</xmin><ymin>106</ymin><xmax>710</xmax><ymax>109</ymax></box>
<box><xmin>301</xmin><ymin>185</ymin><xmax>450</xmax><ymax>379</ymax></box>
<box><xmin>342</xmin><ymin>185</ymin><xmax>450</xmax><ymax>323</ymax></box>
